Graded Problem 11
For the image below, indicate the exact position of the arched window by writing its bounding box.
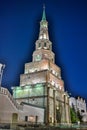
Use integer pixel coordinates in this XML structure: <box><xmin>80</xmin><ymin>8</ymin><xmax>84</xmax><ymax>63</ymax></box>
<box><xmin>38</xmin><ymin>43</ymin><xmax>41</xmax><ymax>48</ymax></box>
<box><xmin>44</xmin><ymin>42</ymin><xmax>46</xmax><ymax>47</ymax></box>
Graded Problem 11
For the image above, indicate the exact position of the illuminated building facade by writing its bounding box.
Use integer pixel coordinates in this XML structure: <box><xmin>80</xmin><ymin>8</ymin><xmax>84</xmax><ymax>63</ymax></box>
<box><xmin>13</xmin><ymin>7</ymin><xmax>70</xmax><ymax>125</ymax></box>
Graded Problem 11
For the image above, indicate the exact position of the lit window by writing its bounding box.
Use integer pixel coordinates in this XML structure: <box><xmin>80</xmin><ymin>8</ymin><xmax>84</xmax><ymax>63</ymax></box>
<box><xmin>55</xmin><ymin>84</ymin><xmax>58</xmax><ymax>88</ymax></box>
<box><xmin>52</xmin><ymin>70</ymin><xmax>55</xmax><ymax>75</ymax></box>
<box><xmin>44</xmin><ymin>34</ymin><xmax>46</xmax><ymax>39</ymax></box>
<box><xmin>43</xmin><ymin>23</ymin><xmax>47</xmax><ymax>28</ymax></box>
<box><xmin>28</xmin><ymin>116</ymin><xmax>36</xmax><ymax>122</ymax></box>
<box><xmin>52</xmin><ymin>81</ymin><xmax>54</xmax><ymax>86</ymax></box>
<box><xmin>59</xmin><ymin>86</ymin><xmax>62</xmax><ymax>90</ymax></box>
<box><xmin>39</xmin><ymin>35</ymin><xmax>42</xmax><ymax>39</ymax></box>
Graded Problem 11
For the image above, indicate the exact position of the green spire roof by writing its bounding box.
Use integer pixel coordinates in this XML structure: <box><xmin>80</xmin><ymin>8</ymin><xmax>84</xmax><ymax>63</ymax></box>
<box><xmin>42</xmin><ymin>5</ymin><xmax>46</xmax><ymax>21</ymax></box>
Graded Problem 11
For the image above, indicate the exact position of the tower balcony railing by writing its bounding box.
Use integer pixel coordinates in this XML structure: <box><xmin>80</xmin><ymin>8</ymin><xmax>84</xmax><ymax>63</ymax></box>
<box><xmin>0</xmin><ymin>87</ymin><xmax>23</xmax><ymax>110</ymax></box>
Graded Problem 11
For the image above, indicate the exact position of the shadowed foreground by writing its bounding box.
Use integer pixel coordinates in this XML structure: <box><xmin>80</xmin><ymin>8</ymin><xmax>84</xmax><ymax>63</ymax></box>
<box><xmin>13</xmin><ymin>127</ymin><xmax>87</xmax><ymax>130</ymax></box>
<box><xmin>1</xmin><ymin>123</ymin><xmax>87</xmax><ymax>130</ymax></box>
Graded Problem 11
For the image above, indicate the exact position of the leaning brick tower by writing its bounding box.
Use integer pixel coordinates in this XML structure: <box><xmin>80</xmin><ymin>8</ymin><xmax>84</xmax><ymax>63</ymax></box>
<box><xmin>13</xmin><ymin>6</ymin><xmax>70</xmax><ymax>125</ymax></box>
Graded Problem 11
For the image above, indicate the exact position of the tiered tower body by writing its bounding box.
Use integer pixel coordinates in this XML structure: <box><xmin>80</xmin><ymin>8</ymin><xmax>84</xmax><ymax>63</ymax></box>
<box><xmin>13</xmin><ymin>7</ymin><xmax>70</xmax><ymax>124</ymax></box>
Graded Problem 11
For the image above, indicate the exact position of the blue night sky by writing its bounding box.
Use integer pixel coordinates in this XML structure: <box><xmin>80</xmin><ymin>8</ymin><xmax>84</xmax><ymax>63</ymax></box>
<box><xmin>0</xmin><ymin>0</ymin><xmax>87</xmax><ymax>101</ymax></box>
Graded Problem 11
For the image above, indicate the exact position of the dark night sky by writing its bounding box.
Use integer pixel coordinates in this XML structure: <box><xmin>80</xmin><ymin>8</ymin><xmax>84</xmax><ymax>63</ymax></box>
<box><xmin>0</xmin><ymin>0</ymin><xmax>87</xmax><ymax>101</ymax></box>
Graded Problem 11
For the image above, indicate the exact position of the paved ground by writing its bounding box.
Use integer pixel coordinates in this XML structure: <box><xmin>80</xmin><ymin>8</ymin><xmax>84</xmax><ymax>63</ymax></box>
<box><xmin>1</xmin><ymin>123</ymin><xmax>87</xmax><ymax>130</ymax></box>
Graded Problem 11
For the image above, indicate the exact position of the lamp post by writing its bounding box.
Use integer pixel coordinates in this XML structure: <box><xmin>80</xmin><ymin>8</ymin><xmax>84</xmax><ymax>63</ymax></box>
<box><xmin>64</xmin><ymin>92</ymin><xmax>66</xmax><ymax>123</ymax></box>
<box><xmin>64</xmin><ymin>91</ymin><xmax>71</xmax><ymax>124</ymax></box>
<box><xmin>0</xmin><ymin>64</ymin><xmax>5</xmax><ymax>87</ymax></box>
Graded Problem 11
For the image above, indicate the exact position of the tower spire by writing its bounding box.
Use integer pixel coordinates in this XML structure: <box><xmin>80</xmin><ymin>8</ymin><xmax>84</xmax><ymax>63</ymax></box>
<box><xmin>33</xmin><ymin>6</ymin><xmax>54</xmax><ymax>63</ymax></box>
<box><xmin>42</xmin><ymin>4</ymin><xmax>46</xmax><ymax>21</ymax></box>
<box><xmin>38</xmin><ymin>5</ymin><xmax>49</xmax><ymax>40</ymax></box>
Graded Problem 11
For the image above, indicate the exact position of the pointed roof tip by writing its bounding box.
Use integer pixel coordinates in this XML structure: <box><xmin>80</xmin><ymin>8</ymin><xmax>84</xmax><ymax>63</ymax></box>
<box><xmin>43</xmin><ymin>4</ymin><xmax>45</xmax><ymax>10</ymax></box>
<box><xmin>42</xmin><ymin>4</ymin><xmax>46</xmax><ymax>21</ymax></box>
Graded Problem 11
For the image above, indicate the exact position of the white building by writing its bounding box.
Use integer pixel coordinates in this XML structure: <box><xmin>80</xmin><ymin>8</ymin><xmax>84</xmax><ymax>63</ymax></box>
<box><xmin>69</xmin><ymin>96</ymin><xmax>86</xmax><ymax>115</ymax></box>
<box><xmin>69</xmin><ymin>96</ymin><xmax>87</xmax><ymax>122</ymax></box>
<box><xmin>69</xmin><ymin>96</ymin><xmax>87</xmax><ymax>123</ymax></box>
<box><xmin>0</xmin><ymin>87</ymin><xmax>44</xmax><ymax>124</ymax></box>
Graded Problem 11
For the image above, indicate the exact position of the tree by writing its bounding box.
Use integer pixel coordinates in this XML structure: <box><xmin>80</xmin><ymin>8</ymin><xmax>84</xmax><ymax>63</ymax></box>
<box><xmin>70</xmin><ymin>107</ymin><xmax>79</xmax><ymax>123</ymax></box>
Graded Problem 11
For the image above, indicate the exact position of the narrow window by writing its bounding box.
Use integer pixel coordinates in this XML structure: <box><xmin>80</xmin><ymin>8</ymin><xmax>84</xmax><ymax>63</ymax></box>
<box><xmin>44</xmin><ymin>42</ymin><xmax>46</xmax><ymax>47</ymax></box>
<box><xmin>25</xmin><ymin>116</ymin><xmax>28</xmax><ymax>121</ymax></box>
<box><xmin>38</xmin><ymin>43</ymin><xmax>41</xmax><ymax>47</ymax></box>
